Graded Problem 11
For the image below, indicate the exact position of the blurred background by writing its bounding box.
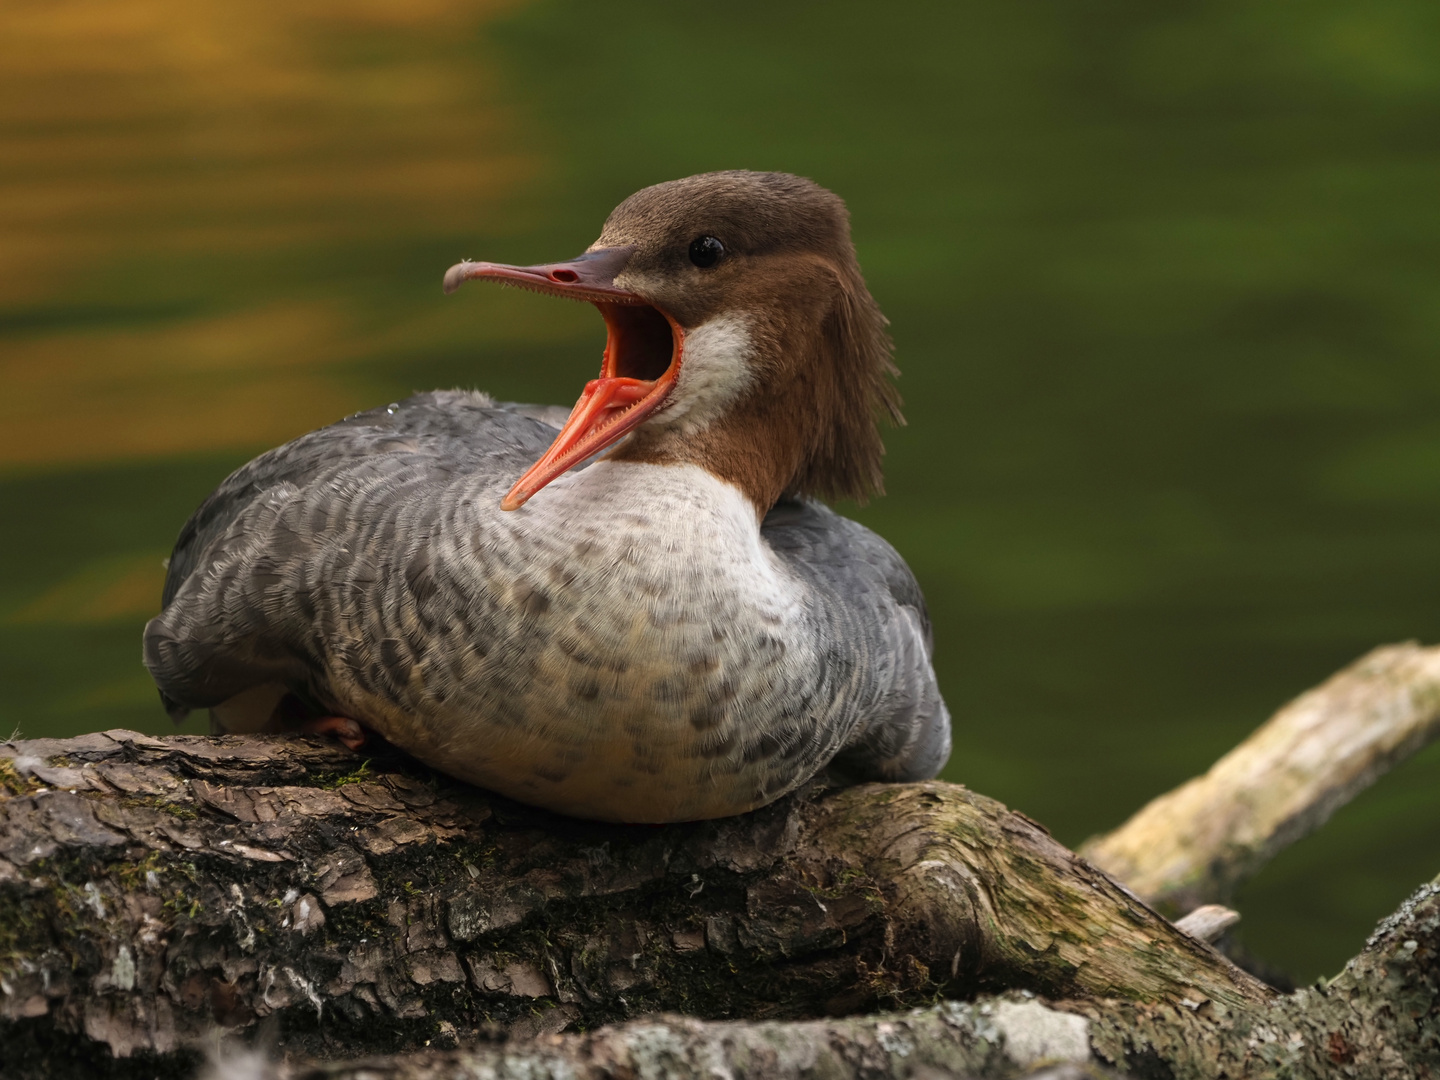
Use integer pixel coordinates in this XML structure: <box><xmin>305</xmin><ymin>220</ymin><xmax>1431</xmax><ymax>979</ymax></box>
<box><xmin>3</xmin><ymin>0</ymin><xmax>1440</xmax><ymax>983</ymax></box>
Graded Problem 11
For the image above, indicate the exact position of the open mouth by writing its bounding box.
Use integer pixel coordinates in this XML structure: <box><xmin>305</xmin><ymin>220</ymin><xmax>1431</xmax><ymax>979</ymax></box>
<box><xmin>443</xmin><ymin>252</ymin><xmax>684</xmax><ymax>509</ymax></box>
<box><xmin>599</xmin><ymin>301</ymin><xmax>675</xmax><ymax>382</ymax></box>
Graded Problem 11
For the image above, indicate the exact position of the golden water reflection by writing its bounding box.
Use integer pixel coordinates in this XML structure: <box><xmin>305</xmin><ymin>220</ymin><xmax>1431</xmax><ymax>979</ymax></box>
<box><xmin>2</xmin><ymin>0</ymin><xmax>542</xmax><ymax>469</ymax></box>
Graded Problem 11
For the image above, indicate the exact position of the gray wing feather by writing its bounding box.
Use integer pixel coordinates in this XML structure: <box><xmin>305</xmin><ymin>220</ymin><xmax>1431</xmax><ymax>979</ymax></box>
<box><xmin>146</xmin><ymin>390</ymin><xmax>558</xmax><ymax>719</ymax></box>
<box><xmin>760</xmin><ymin>499</ymin><xmax>951</xmax><ymax>782</ymax></box>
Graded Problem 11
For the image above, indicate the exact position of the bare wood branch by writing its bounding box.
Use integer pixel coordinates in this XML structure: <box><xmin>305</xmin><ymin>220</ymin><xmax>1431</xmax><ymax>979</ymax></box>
<box><xmin>1172</xmin><ymin>904</ymin><xmax>1240</xmax><ymax>944</ymax></box>
<box><xmin>1081</xmin><ymin>642</ymin><xmax>1440</xmax><ymax>911</ymax></box>
<box><xmin>1</xmin><ymin>730</ymin><xmax>1266</xmax><ymax>1078</ymax></box>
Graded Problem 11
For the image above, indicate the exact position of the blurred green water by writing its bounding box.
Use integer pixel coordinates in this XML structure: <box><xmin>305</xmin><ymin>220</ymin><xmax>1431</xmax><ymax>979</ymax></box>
<box><xmin>3</xmin><ymin>0</ymin><xmax>1440</xmax><ymax>982</ymax></box>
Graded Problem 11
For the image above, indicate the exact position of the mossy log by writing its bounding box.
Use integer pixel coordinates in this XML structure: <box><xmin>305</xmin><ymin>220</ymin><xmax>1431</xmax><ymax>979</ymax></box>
<box><xmin>2</xmin><ymin>643</ymin><xmax>1439</xmax><ymax>1080</ymax></box>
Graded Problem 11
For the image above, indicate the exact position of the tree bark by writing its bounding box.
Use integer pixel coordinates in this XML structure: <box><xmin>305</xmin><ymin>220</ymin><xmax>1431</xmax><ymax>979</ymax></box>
<box><xmin>2</xmin><ymin>643</ymin><xmax>1439</xmax><ymax>1080</ymax></box>
<box><xmin>2</xmin><ymin>728</ymin><xmax>1266</xmax><ymax>1077</ymax></box>
<box><xmin>229</xmin><ymin>873</ymin><xmax>1440</xmax><ymax>1080</ymax></box>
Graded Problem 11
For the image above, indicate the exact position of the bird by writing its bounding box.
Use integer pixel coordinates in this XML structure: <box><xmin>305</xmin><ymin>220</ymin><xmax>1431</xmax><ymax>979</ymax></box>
<box><xmin>143</xmin><ymin>170</ymin><xmax>951</xmax><ymax>823</ymax></box>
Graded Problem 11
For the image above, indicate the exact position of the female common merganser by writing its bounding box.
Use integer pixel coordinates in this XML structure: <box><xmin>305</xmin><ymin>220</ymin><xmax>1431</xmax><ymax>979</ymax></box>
<box><xmin>144</xmin><ymin>171</ymin><xmax>951</xmax><ymax>822</ymax></box>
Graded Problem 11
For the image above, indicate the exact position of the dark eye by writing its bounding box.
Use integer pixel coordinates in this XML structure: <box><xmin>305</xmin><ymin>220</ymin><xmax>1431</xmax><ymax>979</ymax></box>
<box><xmin>688</xmin><ymin>235</ymin><xmax>724</xmax><ymax>269</ymax></box>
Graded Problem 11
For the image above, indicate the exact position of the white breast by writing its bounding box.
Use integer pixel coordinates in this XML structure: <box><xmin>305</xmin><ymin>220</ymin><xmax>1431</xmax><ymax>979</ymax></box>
<box><xmin>345</xmin><ymin>460</ymin><xmax>830</xmax><ymax>822</ymax></box>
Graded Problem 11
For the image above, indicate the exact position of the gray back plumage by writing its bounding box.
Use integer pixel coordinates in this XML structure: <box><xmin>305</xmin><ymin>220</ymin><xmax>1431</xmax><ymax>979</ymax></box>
<box><xmin>150</xmin><ymin>392</ymin><xmax>545</xmax><ymax>713</ymax></box>
<box><xmin>758</xmin><ymin>499</ymin><xmax>951</xmax><ymax>782</ymax></box>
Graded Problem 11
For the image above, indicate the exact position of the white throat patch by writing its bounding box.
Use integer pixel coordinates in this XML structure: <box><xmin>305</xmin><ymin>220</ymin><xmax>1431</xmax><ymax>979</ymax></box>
<box><xmin>649</xmin><ymin>313</ymin><xmax>754</xmax><ymax>436</ymax></box>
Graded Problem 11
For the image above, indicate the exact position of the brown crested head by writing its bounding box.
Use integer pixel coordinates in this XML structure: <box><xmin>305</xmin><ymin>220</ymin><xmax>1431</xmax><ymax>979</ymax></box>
<box><xmin>444</xmin><ymin>170</ymin><xmax>902</xmax><ymax>514</ymax></box>
<box><xmin>595</xmin><ymin>171</ymin><xmax>903</xmax><ymax>511</ymax></box>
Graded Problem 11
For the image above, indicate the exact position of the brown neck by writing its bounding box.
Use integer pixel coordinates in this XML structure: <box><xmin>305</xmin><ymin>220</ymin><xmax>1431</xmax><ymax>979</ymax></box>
<box><xmin>610</xmin><ymin>389</ymin><xmax>812</xmax><ymax>516</ymax></box>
